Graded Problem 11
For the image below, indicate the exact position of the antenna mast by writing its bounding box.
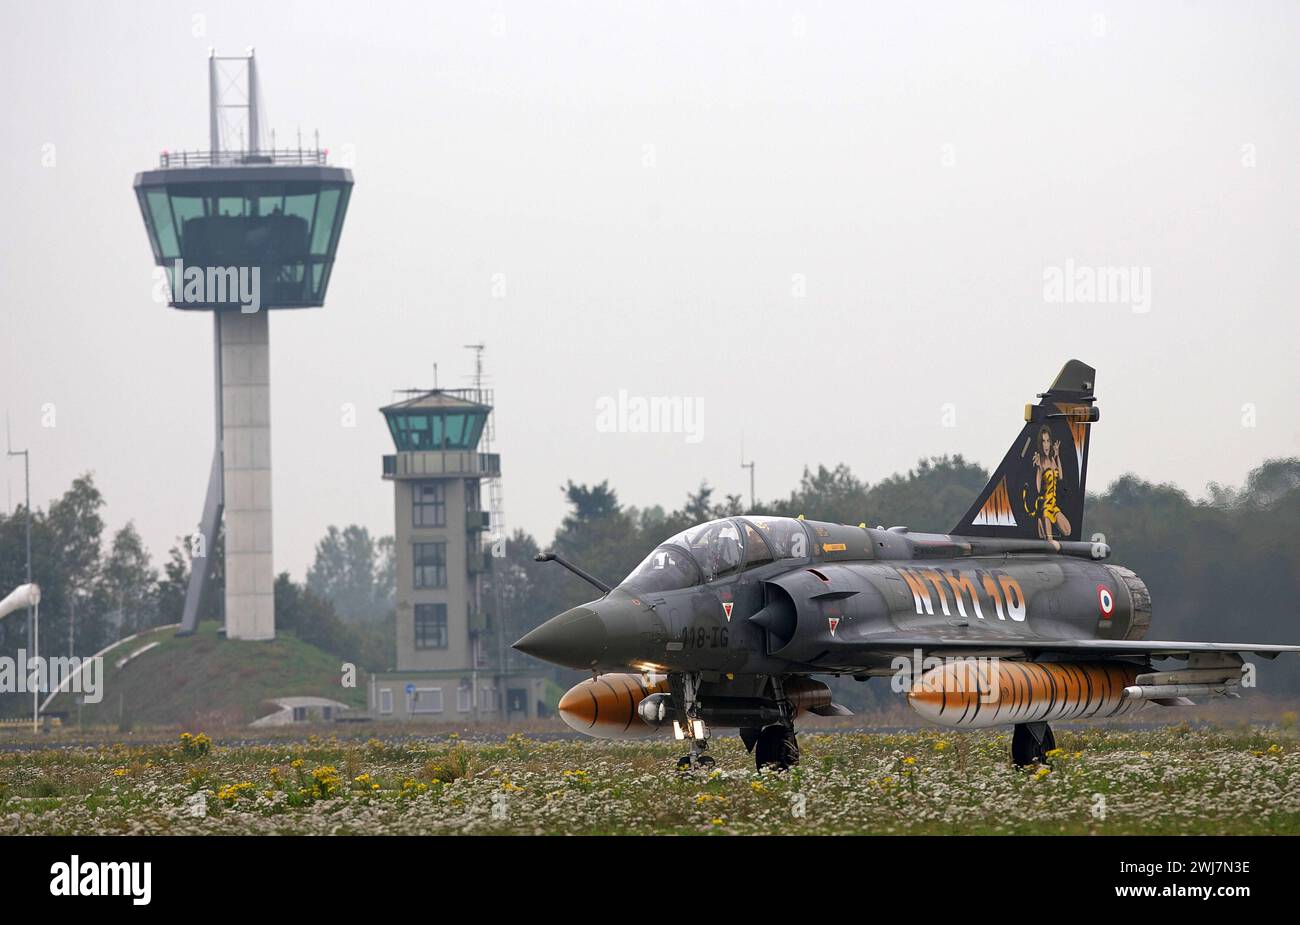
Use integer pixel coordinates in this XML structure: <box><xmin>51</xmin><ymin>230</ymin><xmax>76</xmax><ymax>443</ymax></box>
<box><xmin>464</xmin><ymin>344</ymin><xmax>500</xmax><ymax>534</ymax></box>
<box><xmin>207</xmin><ymin>47</ymin><xmax>262</xmax><ymax>157</ymax></box>
<box><xmin>464</xmin><ymin>344</ymin><xmax>509</xmax><ymax>683</ymax></box>
<box><xmin>740</xmin><ymin>434</ymin><xmax>756</xmax><ymax>511</ymax></box>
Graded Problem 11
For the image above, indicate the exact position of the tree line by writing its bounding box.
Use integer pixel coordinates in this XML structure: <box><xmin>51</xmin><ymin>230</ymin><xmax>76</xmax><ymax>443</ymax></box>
<box><xmin>3</xmin><ymin>455</ymin><xmax>1298</xmax><ymax>718</ymax></box>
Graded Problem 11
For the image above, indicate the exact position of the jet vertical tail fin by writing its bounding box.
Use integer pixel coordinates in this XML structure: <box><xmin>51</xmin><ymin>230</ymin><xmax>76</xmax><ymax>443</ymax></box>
<box><xmin>951</xmin><ymin>360</ymin><xmax>1098</xmax><ymax>543</ymax></box>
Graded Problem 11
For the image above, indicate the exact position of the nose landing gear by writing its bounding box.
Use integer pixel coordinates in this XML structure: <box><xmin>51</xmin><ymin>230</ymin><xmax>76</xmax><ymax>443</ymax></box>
<box><xmin>671</xmin><ymin>672</ymin><xmax>715</xmax><ymax>772</ymax></box>
<box><xmin>675</xmin><ymin>744</ymin><xmax>715</xmax><ymax>772</ymax></box>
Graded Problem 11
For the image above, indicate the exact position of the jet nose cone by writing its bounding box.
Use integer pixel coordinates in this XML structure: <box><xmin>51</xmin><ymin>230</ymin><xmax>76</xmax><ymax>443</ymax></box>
<box><xmin>512</xmin><ymin>605</ymin><xmax>608</xmax><ymax>669</ymax></box>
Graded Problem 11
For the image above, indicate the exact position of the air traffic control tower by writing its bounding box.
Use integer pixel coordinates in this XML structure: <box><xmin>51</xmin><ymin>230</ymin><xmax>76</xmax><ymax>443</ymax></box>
<box><xmin>133</xmin><ymin>51</ymin><xmax>353</xmax><ymax>639</ymax></box>
<box><xmin>370</xmin><ymin>386</ymin><xmax>547</xmax><ymax>721</ymax></box>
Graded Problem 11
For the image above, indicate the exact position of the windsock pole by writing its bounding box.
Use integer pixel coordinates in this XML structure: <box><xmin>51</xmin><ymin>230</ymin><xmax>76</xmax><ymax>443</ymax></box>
<box><xmin>0</xmin><ymin>584</ymin><xmax>42</xmax><ymax>730</ymax></box>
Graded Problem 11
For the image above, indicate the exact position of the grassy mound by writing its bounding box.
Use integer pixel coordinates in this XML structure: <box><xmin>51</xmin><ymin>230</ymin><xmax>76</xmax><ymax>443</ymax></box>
<box><xmin>47</xmin><ymin>622</ymin><xmax>366</xmax><ymax>729</ymax></box>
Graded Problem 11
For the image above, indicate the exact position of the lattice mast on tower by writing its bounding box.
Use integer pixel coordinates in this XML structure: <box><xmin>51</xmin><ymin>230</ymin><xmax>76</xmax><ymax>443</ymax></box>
<box><xmin>465</xmin><ymin>345</ymin><xmax>510</xmax><ymax>675</ymax></box>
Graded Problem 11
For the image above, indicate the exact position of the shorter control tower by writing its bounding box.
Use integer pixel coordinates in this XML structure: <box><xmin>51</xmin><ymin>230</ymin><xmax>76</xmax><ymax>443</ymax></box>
<box><xmin>369</xmin><ymin>387</ymin><xmax>545</xmax><ymax>721</ymax></box>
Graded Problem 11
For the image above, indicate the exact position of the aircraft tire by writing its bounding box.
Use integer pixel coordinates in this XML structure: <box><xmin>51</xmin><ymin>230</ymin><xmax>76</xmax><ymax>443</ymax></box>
<box><xmin>755</xmin><ymin>724</ymin><xmax>799</xmax><ymax>771</ymax></box>
<box><xmin>1011</xmin><ymin>722</ymin><xmax>1056</xmax><ymax>767</ymax></box>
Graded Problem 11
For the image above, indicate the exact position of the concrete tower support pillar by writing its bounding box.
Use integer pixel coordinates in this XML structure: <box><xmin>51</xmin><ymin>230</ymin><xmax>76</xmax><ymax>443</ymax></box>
<box><xmin>219</xmin><ymin>310</ymin><xmax>275</xmax><ymax>640</ymax></box>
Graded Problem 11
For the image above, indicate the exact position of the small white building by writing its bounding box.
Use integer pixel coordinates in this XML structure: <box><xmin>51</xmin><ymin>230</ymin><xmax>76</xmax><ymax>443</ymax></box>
<box><xmin>251</xmin><ymin>696</ymin><xmax>352</xmax><ymax>727</ymax></box>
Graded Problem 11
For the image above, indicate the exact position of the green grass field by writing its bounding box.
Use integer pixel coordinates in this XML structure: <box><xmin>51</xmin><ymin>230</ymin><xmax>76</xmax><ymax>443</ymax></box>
<box><xmin>2</xmin><ymin>723</ymin><xmax>1298</xmax><ymax>834</ymax></box>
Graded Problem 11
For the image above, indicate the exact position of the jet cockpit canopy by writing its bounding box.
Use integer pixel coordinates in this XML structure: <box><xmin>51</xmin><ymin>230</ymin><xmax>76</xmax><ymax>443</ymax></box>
<box><xmin>619</xmin><ymin>516</ymin><xmax>809</xmax><ymax>593</ymax></box>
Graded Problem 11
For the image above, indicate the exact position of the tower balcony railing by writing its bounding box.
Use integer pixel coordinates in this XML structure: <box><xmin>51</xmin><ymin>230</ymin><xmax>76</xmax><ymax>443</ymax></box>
<box><xmin>157</xmin><ymin>148</ymin><xmax>333</xmax><ymax>169</ymax></box>
<box><xmin>383</xmin><ymin>451</ymin><xmax>501</xmax><ymax>480</ymax></box>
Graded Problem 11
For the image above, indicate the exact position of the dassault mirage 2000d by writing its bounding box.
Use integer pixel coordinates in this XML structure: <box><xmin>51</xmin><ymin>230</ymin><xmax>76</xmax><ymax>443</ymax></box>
<box><xmin>515</xmin><ymin>361</ymin><xmax>1300</xmax><ymax>770</ymax></box>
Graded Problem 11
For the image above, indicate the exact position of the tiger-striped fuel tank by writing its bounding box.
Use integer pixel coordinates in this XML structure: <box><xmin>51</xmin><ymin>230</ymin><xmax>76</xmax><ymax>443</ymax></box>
<box><xmin>906</xmin><ymin>660</ymin><xmax>1143</xmax><ymax>728</ymax></box>
<box><xmin>557</xmin><ymin>674</ymin><xmax>671</xmax><ymax>739</ymax></box>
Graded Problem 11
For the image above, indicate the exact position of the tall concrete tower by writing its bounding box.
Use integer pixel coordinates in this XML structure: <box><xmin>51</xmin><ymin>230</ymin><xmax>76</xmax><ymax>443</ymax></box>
<box><xmin>133</xmin><ymin>50</ymin><xmax>353</xmax><ymax>639</ymax></box>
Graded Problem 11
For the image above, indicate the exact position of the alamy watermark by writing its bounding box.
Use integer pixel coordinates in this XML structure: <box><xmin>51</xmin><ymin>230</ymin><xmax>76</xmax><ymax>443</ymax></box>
<box><xmin>890</xmin><ymin>650</ymin><xmax>1001</xmax><ymax>702</ymax></box>
<box><xmin>1</xmin><ymin>651</ymin><xmax>104</xmax><ymax>703</ymax></box>
<box><xmin>49</xmin><ymin>855</ymin><xmax>150</xmax><ymax>905</ymax></box>
<box><xmin>1043</xmin><ymin>259</ymin><xmax>1150</xmax><ymax>314</ymax></box>
<box><xmin>595</xmin><ymin>390</ymin><xmax>704</xmax><ymax>444</ymax></box>
<box><xmin>152</xmin><ymin>259</ymin><xmax>262</xmax><ymax>313</ymax></box>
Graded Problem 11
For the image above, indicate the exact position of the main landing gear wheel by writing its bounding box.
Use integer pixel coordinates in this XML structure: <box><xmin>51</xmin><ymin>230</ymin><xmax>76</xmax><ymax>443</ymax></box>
<box><xmin>1011</xmin><ymin>722</ymin><xmax>1056</xmax><ymax>768</ymax></box>
<box><xmin>754</xmin><ymin>724</ymin><xmax>799</xmax><ymax>771</ymax></box>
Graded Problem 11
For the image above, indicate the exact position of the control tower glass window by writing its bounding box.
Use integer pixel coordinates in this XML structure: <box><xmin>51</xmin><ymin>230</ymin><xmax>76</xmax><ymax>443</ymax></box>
<box><xmin>384</xmin><ymin>409</ymin><xmax>488</xmax><ymax>451</ymax></box>
<box><xmin>135</xmin><ymin>179</ymin><xmax>351</xmax><ymax>308</ymax></box>
<box><xmin>413</xmin><ymin>542</ymin><xmax>447</xmax><ymax>589</ymax></box>
<box><xmin>442</xmin><ymin>411</ymin><xmax>486</xmax><ymax>450</ymax></box>
<box><xmin>413</xmin><ymin>482</ymin><xmax>447</xmax><ymax>527</ymax></box>
<box><xmin>409</xmin><ymin>414</ymin><xmax>438</xmax><ymax>450</ymax></box>
<box><xmin>445</xmin><ymin>413</ymin><xmax>466</xmax><ymax>447</ymax></box>
<box><xmin>144</xmin><ymin>191</ymin><xmax>180</xmax><ymax>258</ymax></box>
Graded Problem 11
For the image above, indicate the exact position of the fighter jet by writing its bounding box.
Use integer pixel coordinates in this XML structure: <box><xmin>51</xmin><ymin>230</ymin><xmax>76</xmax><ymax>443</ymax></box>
<box><xmin>515</xmin><ymin>361</ymin><xmax>1299</xmax><ymax>770</ymax></box>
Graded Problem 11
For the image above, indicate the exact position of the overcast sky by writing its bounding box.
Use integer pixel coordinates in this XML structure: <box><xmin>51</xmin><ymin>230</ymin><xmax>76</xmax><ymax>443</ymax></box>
<box><xmin>2</xmin><ymin>1</ymin><xmax>1297</xmax><ymax>579</ymax></box>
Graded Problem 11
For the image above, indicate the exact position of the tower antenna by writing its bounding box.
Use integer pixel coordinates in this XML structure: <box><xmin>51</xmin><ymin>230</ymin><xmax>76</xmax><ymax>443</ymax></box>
<box><xmin>463</xmin><ymin>344</ymin><xmax>509</xmax><ymax>681</ymax></box>
<box><xmin>740</xmin><ymin>433</ymin><xmax>756</xmax><ymax>511</ymax></box>
<box><xmin>464</xmin><ymin>343</ymin><xmax>486</xmax><ymax>393</ymax></box>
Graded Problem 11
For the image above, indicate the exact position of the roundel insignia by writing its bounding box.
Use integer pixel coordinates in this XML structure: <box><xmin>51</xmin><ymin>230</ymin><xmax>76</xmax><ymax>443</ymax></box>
<box><xmin>1097</xmin><ymin>584</ymin><xmax>1114</xmax><ymax>617</ymax></box>
<box><xmin>828</xmin><ymin>617</ymin><xmax>840</xmax><ymax>636</ymax></box>
<box><xmin>722</xmin><ymin>602</ymin><xmax>734</xmax><ymax>622</ymax></box>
